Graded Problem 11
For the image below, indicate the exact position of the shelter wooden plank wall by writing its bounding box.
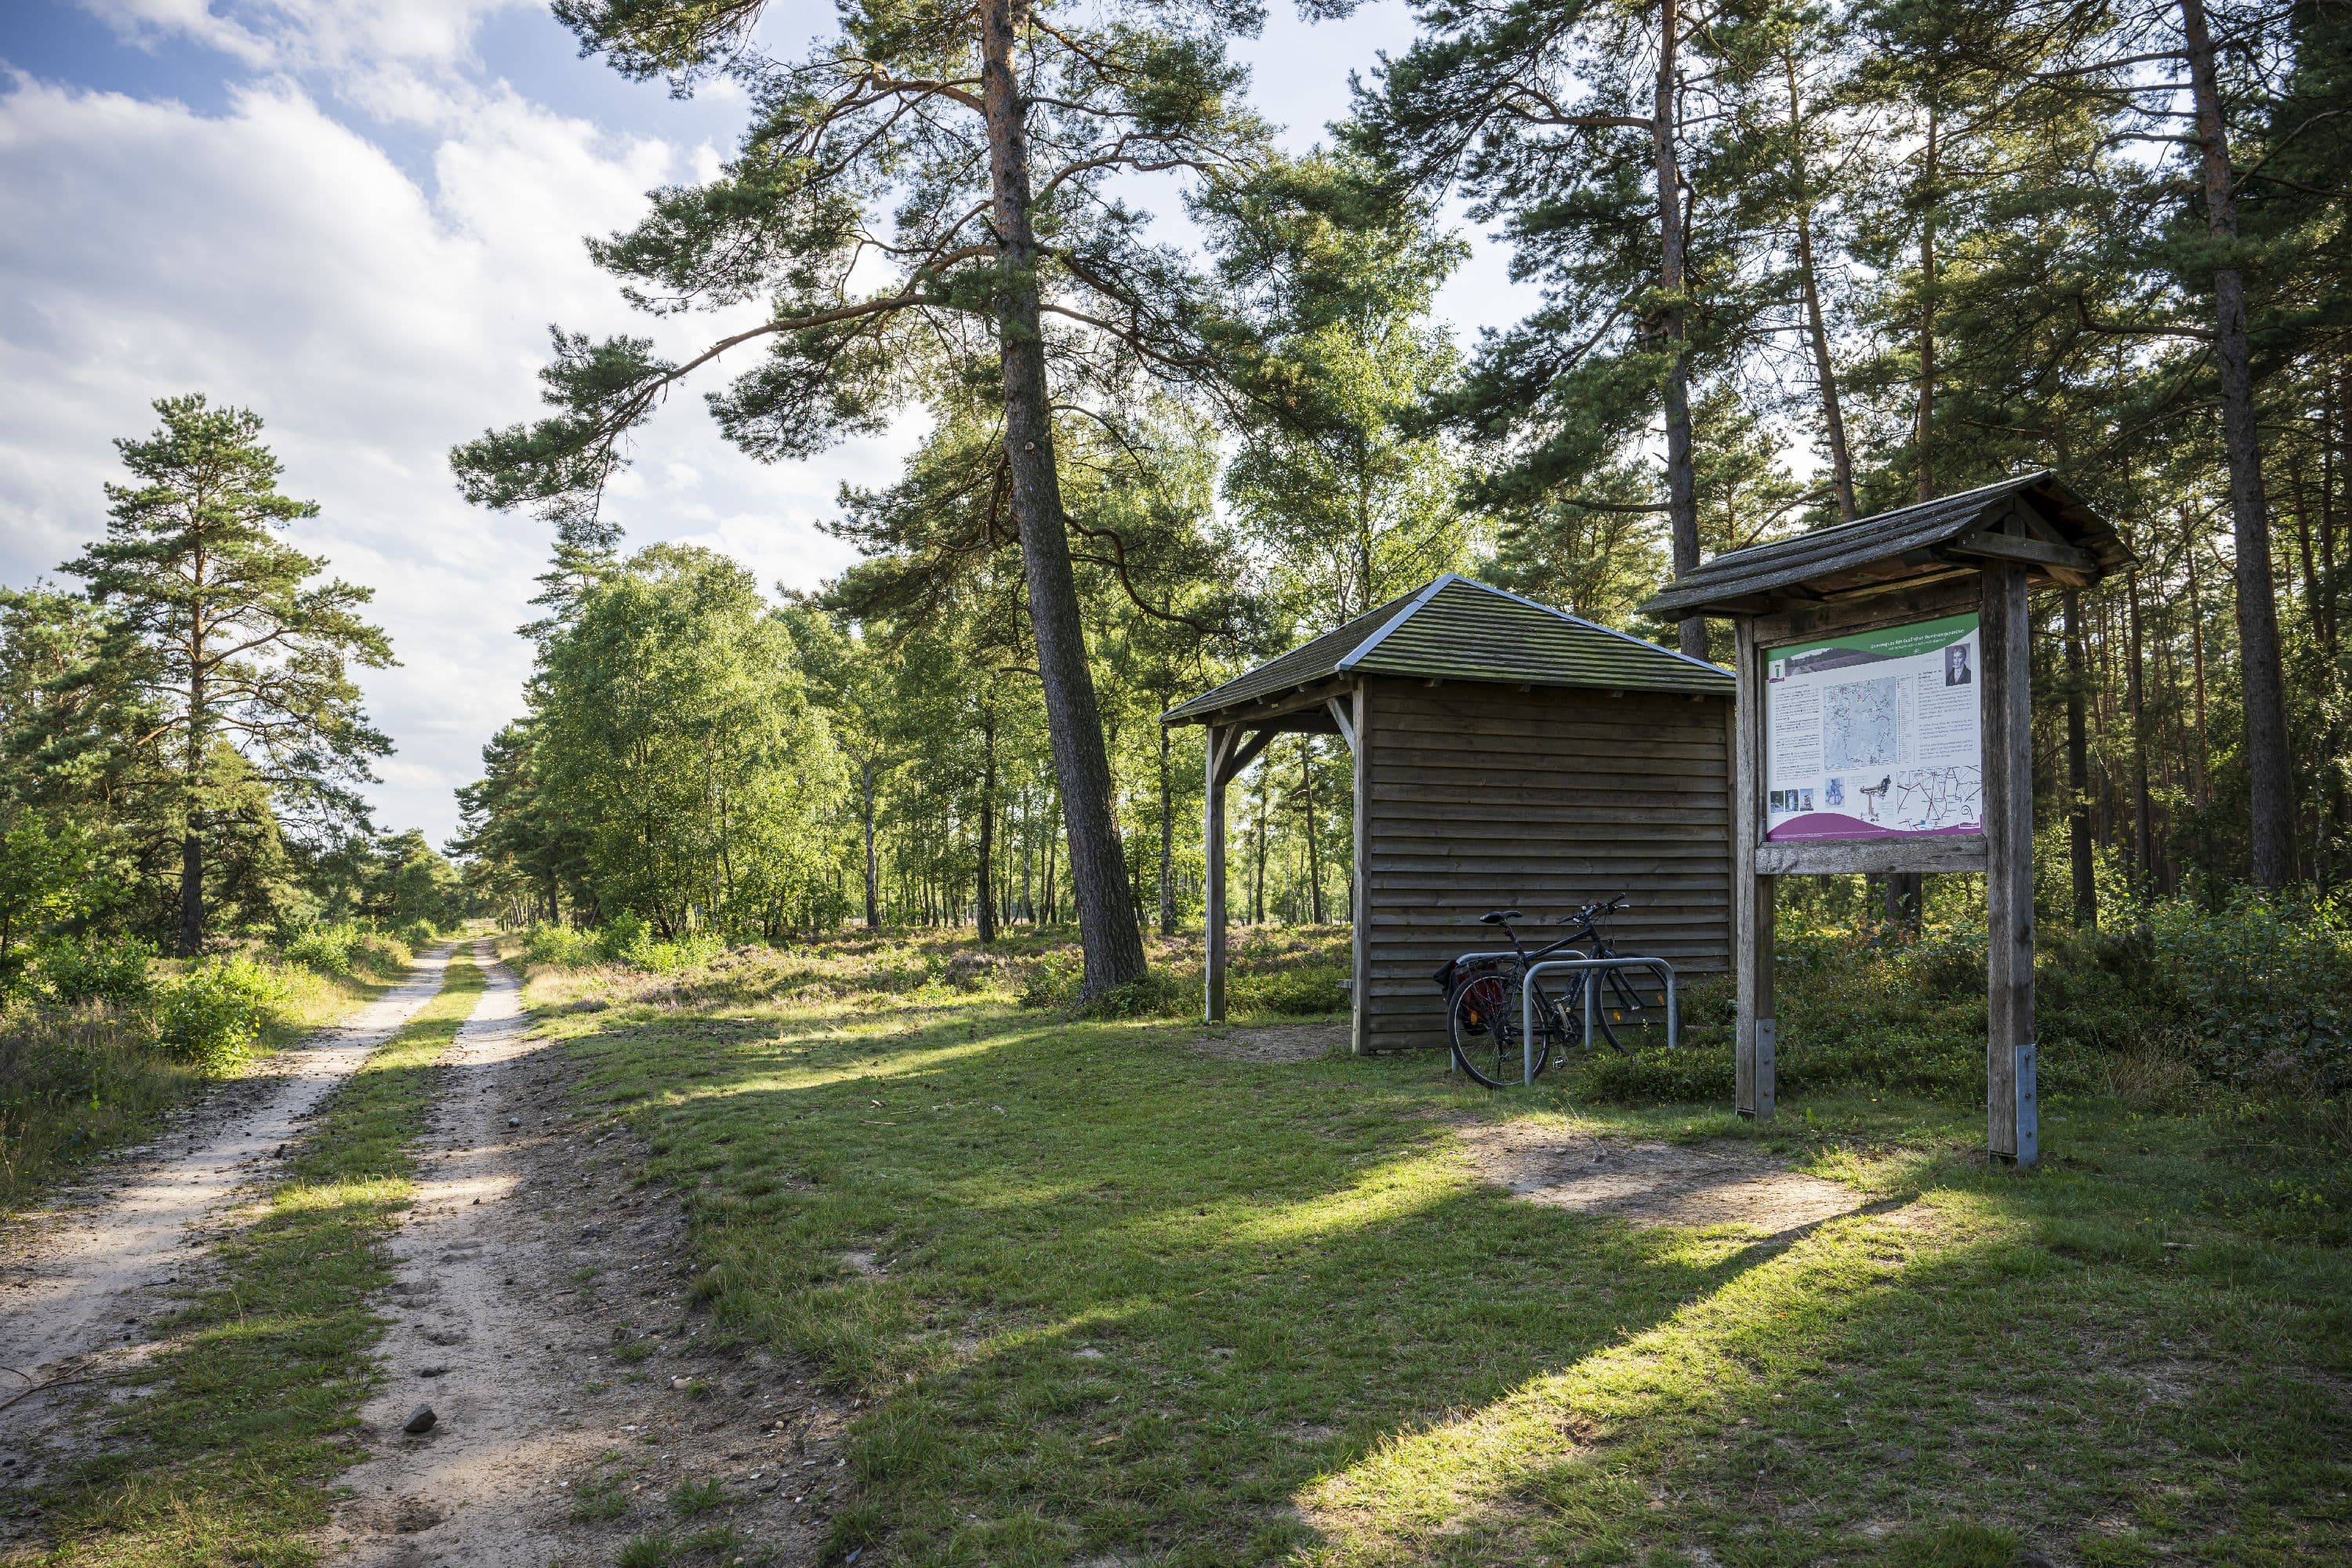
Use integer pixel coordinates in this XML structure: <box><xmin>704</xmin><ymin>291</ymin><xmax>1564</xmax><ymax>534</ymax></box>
<box><xmin>1358</xmin><ymin>677</ymin><xmax>1733</xmax><ymax>1053</ymax></box>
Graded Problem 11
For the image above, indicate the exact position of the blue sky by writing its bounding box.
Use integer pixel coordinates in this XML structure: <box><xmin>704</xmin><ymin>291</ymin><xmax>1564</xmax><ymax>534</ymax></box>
<box><xmin>0</xmin><ymin>0</ymin><xmax>1532</xmax><ymax>848</ymax></box>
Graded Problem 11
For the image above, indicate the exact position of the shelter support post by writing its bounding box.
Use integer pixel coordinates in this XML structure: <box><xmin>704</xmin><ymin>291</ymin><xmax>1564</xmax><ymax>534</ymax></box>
<box><xmin>1981</xmin><ymin>565</ymin><xmax>2038</xmax><ymax>1164</ymax></box>
<box><xmin>1342</xmin><ymin>685</ymin><xmax>1370</xmax><ymax>1055</ymax></box>
<box><xmin>1733</xmin><ymin>619</ymin><xmax>1777</xmax><ymax>1117</ymax></box>
<box><xmin>1204</xmin><ymin>722</ymin><xmax>1229</xmax><ymax>1023</ymax></box>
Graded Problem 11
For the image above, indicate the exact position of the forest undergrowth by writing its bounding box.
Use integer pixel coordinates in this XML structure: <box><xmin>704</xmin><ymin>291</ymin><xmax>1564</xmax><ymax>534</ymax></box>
<box><xmin>495</xmin><ymin>916</ymin><xmax>2352</xmax><ymax>1567</ymax></box>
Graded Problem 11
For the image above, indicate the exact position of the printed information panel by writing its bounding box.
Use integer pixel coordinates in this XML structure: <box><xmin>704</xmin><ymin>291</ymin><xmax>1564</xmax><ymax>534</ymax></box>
<box><xmin>1764</xmin><ymin>612</ymin><xmax>1983</xmax><ymax>841</ymax></box>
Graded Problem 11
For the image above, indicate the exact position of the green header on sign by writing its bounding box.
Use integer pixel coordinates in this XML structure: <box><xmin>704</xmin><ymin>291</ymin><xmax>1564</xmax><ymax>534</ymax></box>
<box><xmin>1769</xmin><ymin>611</ymin><xmax>1977</xmax><ymax>666</ymax></box>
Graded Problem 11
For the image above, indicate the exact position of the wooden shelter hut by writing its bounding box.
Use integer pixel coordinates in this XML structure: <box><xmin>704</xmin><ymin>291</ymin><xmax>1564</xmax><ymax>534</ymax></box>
<box><xmin>1163</xmin><ymin>574</ymin><xmax>1736</xmax><ymax>1054</ymax></box>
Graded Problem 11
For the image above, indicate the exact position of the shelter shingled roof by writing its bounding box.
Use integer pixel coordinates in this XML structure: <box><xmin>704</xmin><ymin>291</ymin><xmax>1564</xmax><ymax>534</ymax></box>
<box><xmin>1162</xmin><ymin>575</ymin><xmax>1730</xmax><ymax>727</ymax></box>
<box><xmin>1642</xmin><ymin>471</ymin><xmax>2132</xmax><ymax>619</ymax></box>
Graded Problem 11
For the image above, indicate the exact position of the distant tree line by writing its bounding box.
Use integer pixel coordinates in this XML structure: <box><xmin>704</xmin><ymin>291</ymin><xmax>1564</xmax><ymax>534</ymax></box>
<box><xmin>448</xmin><ymin>0</ymin><xmax>2347</xmax><ymax>966</ymax></box>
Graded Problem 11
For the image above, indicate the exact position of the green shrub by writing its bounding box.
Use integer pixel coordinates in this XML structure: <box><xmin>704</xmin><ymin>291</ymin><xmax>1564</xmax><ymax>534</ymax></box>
<box><xmin>2147</xmin><ymin>889</ymin><xmax>2352</xmax><ymax>1093</ymax></box>
<box><xmin>1229</xmin><ymin>962</ymin><xmax>1346</xmax><ymax>1017</ymax></box>
<box><xmin>521</xmin><ymin>921</ymin><xmax>599</xmax><ymax>967</ymax></box>
<box><xmin>347</xmin><ymin>930</ymin><xmax>412</xmax><ymax>978</ymax></box>
<box><xmin>397</xmin><ymin>918</ymin><xmax>437</xmax><ymax>950</ymax></box>
<box><xmin>1582</xmin><ymin>892</ymin><xmax>2352</xmax><ymax>1109</ymax></box>
<box><xmin>154</xmin><ymin>954</ymin><xmax>285</xmax><ymax>1069</ymax></box>
<box><xmin>597</xmin><ymin>913</ymin><xmax>721</xmax><ymax>972</ymax></box>
<box><xmin>1076</xmin><ymin>967</ymin><xmax>1192</xmax><ymax>1019</ymax></box>
<box><xmin>38</xmin><ymin>934</ymin><xmax>155</xmax><ymax>1005</ymax></box>
<box><xmin>283</xmin><ymin>924</ymin><xmax>356</xmax><ymax>975</ymax></box>
<box><xmin>282</xmin><ymin>923</ymin><xmax>412</xmax><ymax>981</ymax></box>
<box><xmin>1019</xmin><ymin>951</ymin><xmax>1082</xmax><ymax>1009</ymax></box>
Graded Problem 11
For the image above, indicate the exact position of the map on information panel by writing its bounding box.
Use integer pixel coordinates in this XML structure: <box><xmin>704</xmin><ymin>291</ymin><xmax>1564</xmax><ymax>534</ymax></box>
<box><xmin>1763</xmin><ymin>613</ymin><xmax>1984</xmax><ymax>841</ymax></box>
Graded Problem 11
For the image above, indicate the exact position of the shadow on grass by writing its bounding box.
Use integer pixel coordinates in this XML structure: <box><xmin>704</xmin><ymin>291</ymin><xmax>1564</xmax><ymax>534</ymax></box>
<box><xmin>546</xmin><ymin>996</ymin><xmax>2352</xmax><ymax>1568</ymax></box>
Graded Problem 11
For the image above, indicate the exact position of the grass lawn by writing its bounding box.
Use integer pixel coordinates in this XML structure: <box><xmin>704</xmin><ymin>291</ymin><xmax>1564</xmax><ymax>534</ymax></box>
<box><xmin>13</xmin><ymin>953</ymin><xmax>482</xmax><ymax>1567</ymax></box>
<box><xmin>514</xmin><ymin>939</ymin><xmax>2352</xmax><ymax>1568</ymax></box>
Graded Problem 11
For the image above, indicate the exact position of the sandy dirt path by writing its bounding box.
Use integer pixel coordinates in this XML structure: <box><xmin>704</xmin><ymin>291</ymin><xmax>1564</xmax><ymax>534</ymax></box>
<box><xmin>0</xmin><ymin>945</ymin><xmax>459</xmax><ymax>1465</ymax></box>
<box><xmin>328</xmin><ymin>942</ymin><xmax>842</xmax><ymax>1567</ymax></box>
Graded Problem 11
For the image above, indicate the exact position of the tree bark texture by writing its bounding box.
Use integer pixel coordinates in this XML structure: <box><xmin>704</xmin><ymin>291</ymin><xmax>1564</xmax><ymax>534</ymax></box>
<box><xmin>862</xmin><ymin>760</ymin><xmax>880</xmax><ymax>928</ymax></box>
<box><xmin>1915</xmin><ymin>109</ymin><xmax>1939</xmax><ymax>505</ymax></box>
<box><xmin>1653</xmin><ymin>0</ymin><xmax>1704</xmax><ymax>660</ymax></box>
<box><xmin>1299</xmin><ymin>736</ymin><xmax>1325</xmax><ymax>925</ymax></box>
<box><xmin>980</xmin><ymin>0</ymin><xmax>1148</xmax><ymax>991</ymax></box>
<box><xmin>977</xmin><ymin>707</ymin><xmax>997</xmax><ymax>943</ymax></box>
<box><xmin>2180</xmin><ymin>0</ymin><xmax>2293</xmax><ymax>886</ymax></box>
<box><xmin>2128</xmin><ymin>569</ymin><xmax>2152</xmax><ymax>884</ymax></box>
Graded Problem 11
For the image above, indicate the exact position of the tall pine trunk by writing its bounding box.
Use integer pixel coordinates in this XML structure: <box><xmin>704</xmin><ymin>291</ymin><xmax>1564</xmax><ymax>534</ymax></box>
<box><xmin>980</xmin><ymin>0</ymin><xmax>1148</xmax><ymax>990</ymax></box>
<box><xmin>977</xmin><ymin>706</ymin><xmax>998</xmax><ymax>943</ymax></box>
<box><xmin>177</xmin><ymin>644</ymin><xmax>205</xmax><ymax>957</ymax></box>
<box><xmin>862</xmin><ymin>760</ymin><xmax>880</xmax><ymax>928</ymax></box>
<box><xmin>1299</xmin><ymin>736</ymin><xmax>1325</xmax><ymax>925</ymax></box>
<box><xmin>1915</xmin><ymin>109</ymin><xmax>1939</xmax><ymax>504</ymax></box>
<box><xmin>2129</xmin><ymin>570</ymin><xmax>2152</xmax><ymax>885</ymax></box>
<box><xmin>2065</xmin><ymin>590</ymin><xmax>2097</xmax><ymax>925</ymax></box>
<box><xmin>1653</xmin><ymin>0</ymin><xmax>1704</xmax><ymax>659</ymax></box>
<box><xmin>2180</xmin><ymin>0</ymin><xmax>2293</xmax><ymax>885</ymax></box>
<box><xmin>1784</xmin><ymin>48</ymin><xmax>1856</xmax><ymax>523</ymax></box>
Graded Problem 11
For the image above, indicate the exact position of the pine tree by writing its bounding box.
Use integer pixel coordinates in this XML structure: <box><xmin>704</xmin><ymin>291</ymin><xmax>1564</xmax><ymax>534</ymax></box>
<box><xmin>454</xmin><ymin>0</ymin><xmax>1279</xmax><ymax>998</ymax></box>
<box><xmin>1352</xmin><ymin>0</ymin><xmax>1759</xmax><ymax>659</ymax></box>
<box><xmin>60</xmin><ymin>396</ymin><xmax>391</xmax><ymax>954</ymax></box>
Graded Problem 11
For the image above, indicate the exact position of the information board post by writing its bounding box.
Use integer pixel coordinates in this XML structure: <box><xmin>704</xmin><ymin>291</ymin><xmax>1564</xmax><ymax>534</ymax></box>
<box><xmin>1735</xmin><ymin>583</ymin><xmax>2035</xmax><ymax>1164</ymax></box>
<box><xmin>1650</xmin><ymin>475</ymin><xmax>2129</xmax><ymax>1170</ymax></box>
<box><xmin>1733</xmin><ymin>618</ymin><xmax>1776</xmax><ymax>1120</ymax></box>
<box><xmin>1981</xmin><ymin>564</ymin><xmax>2036</xmax><ymax>1163</ymax></box>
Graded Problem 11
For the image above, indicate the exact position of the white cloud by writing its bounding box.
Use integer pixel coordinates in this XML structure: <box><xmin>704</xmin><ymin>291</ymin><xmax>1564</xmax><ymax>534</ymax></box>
<box><xmin>0</xmin><ymin>50</ymin><xmax>908</xmax><ymax>849</ymax></box>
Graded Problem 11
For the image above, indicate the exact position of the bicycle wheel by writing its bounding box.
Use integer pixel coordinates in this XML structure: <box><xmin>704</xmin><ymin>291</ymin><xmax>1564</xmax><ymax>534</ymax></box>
<box><xmin>1588</xmin><ymin>967</ymin><xmax>1664</xmax><ymax>1054</ymax></box>
<box><xmin>1448</xmin><ymin>969</ymin><xmax>1549</xmax><ymax>1087</ymax></box>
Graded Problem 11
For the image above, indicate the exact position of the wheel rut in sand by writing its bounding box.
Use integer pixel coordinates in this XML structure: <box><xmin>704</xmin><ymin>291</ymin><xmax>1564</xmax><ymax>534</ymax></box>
<box><xmin>0</xmin><ymin>945</ymin><xmax>460</xmax><ymax>1485</ymax></box>
<box><xmin>326</xmin><ymin>941</ymin><xmax>848</xmax><ymax>1567</ymax></box>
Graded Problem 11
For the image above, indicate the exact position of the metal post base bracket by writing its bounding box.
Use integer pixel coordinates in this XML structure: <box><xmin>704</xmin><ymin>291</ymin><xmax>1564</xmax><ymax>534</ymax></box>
<box><xmin>1737</xmin><ymin>1016</ymin><xmax>1777</xmax><ymax>1120</ymax></box>
<box><xmin>2012</xmin><ymin>1041</ymin><xmax>2038</xmax><ymax>1167</ymax></box>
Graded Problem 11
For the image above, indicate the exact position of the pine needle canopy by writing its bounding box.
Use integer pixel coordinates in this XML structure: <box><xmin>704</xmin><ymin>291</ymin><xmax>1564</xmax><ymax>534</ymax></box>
<box><xmin>1163</xmin><ymin>575</ymin><xmax>1730</xmax><ymax>725</ymax></box>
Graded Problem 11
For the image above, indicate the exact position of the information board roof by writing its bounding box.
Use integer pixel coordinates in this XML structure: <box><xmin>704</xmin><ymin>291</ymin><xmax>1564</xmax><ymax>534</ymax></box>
<box><xmin>1643</xmin><ymin>472</ymin><xmax>2132</xmax><ymax>619</ymax></box>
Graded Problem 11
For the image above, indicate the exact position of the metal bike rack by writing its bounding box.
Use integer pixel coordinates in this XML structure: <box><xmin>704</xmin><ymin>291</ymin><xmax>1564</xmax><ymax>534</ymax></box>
<box><xmin>1519</xmin><ymin>957</ymin><xmax>1679</xmax><ymax>1085</ymax></box>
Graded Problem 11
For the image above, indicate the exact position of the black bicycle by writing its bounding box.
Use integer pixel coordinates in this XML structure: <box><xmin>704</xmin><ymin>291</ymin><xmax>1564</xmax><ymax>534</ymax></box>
<box><xmin>1433</xmin><ymin>898</ymin><xmax>1664</xmax><ymax>1087</ymax></box>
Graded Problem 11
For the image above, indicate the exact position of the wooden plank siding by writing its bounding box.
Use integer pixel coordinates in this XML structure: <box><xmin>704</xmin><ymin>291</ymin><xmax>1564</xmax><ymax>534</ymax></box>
<box><xmin>1356</xmin><ymin>677</ymin><xmax>1733</xmax><ymax>1053</ymax></box>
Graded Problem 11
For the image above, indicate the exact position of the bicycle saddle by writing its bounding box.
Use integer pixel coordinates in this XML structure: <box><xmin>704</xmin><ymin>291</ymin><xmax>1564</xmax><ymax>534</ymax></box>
<box><xmin>1479</xmin><ymin>909</ymin><xmax>1522</xmax><ymax>925</ymax></box>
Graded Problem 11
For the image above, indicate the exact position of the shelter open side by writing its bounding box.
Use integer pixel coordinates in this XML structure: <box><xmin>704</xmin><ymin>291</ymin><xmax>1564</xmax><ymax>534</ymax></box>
<box><xmin>1163</xmin><ymin>575</ymin><xmax>1736</xmax><ymax>1054</ymax></box>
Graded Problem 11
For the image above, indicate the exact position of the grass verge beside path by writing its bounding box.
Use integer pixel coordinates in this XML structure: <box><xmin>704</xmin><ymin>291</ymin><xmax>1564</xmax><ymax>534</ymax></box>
<box><xmin>10</xmin><ymin>952</ymin><xmax>484</xmax><ymax>1568</ymax></box>
<box><xmin>519</xmin><ymin>946</ymin><xmax>2352</xmax><ymax>1568</ymax></box>
<box><xmin>1</xmin><ymin>951</ymin><xmax>425</xmax><ymax>1216</ymax></box>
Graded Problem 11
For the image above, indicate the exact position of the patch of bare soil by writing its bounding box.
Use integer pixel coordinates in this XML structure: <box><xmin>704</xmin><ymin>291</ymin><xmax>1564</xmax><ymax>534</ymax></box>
<box><xmin>1458</xmin><ymin>1123</ymin><xmax>1862</xmax><ymax>1234</ymax></box>
<box><xmin>323</xmin><ymin>942</ymin><xmax>851</xmax><ymax>1567</ymax></box>
<box><xmin>1174</xmin><ymin>1023</ymin><xmax>1348</xmax><ymax>1062</ymax></box>
<box><xmin>0</xmin><ymin>947</ymin><xmax>460</xmax><ymax>1510</ymax></box>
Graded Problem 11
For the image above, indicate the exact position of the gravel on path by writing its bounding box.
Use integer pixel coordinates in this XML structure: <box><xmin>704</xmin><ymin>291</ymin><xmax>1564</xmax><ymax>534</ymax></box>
<box><xmin>325</xmin><ymin>941</ymin><xmax>843</xmax><ymax>1566</ymax></box>
<box><xmin>0</xmin><ymin>945</ymin><xmax>459</xmax><ymax>1471</ymax></box>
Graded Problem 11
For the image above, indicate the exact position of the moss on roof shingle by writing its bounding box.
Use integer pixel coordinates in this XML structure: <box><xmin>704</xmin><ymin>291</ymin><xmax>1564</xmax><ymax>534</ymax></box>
<box><xmin>1163</xmin><ymin>575</ymin><xmax>1730</xmax><ymax>725</ymax></box>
